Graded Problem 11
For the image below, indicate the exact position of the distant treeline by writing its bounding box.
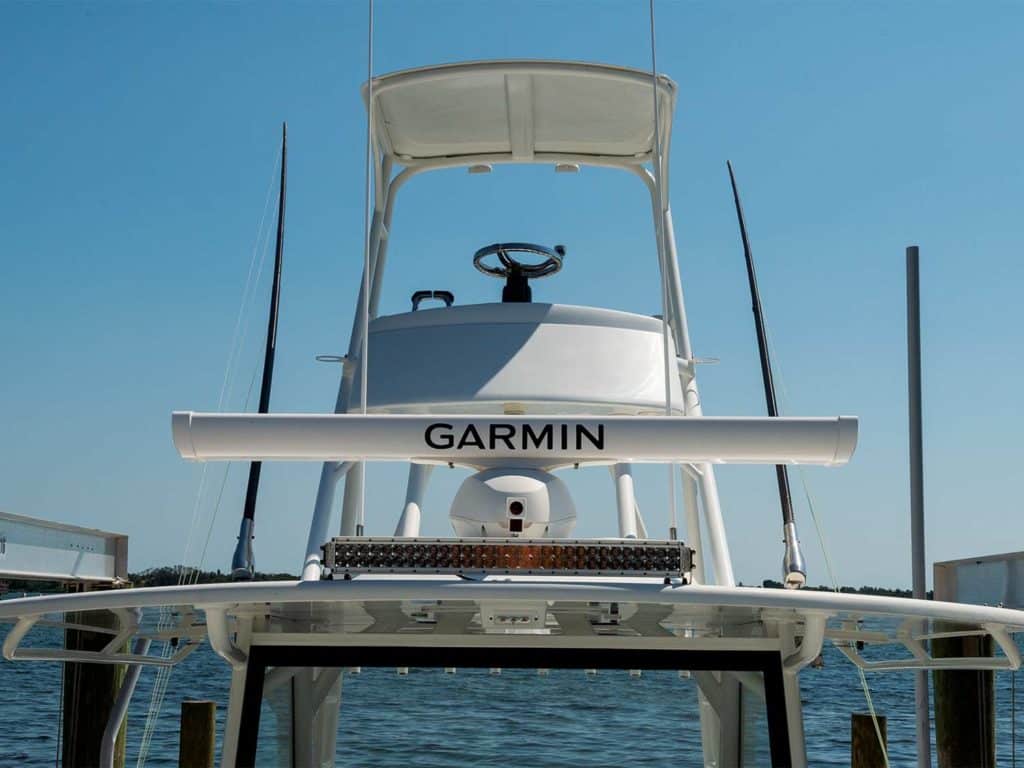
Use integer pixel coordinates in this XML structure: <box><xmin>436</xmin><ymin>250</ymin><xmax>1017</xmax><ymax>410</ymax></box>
<box><xmin>759</xmin><ymin>579</ymin><xmax>934</xmax><ymax>600</ymax></box>
<box><xmin>128</xmin><ymin>566</ymin><xmax>298</xmax><ymax>587</ymax></box>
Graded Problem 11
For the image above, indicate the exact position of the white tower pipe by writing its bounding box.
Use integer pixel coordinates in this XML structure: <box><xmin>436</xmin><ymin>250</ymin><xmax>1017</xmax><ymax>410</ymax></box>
<box><xmin>394</xmin><ymin>464</ymin><xmax>433</xmax><ymax>537</ymax></box>
<box><xmin>664</xmin><ymin>207</ymin><xmax>736</xmax><ymax>587</ymax></box>
<box><xmin>638</xmin><ymin>161</ymin><xmax>736</xmax><ymax>588</ymax></box>
<box><xmin>613</xmin><ymin>463</ymin><xmax>639</xmax><ymax>539</ymax></box>
<box><xmin>304</xmin><ymin>462</ymin><xmax>353</xmax><ymax>581</ymax></box>
<box><xmin>680</xmin><ymin>464</ymin><xmax>705</xmax><ymax>584</ymax></box>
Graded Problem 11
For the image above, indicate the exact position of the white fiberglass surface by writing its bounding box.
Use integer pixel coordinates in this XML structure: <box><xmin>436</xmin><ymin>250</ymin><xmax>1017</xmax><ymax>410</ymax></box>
<box><xmin>4</xmin><ymin>582</ymin><xmax>1024</xmax><ymax>635</ymax></box>
<box><xmin>360</xmin><ymin>303</ymin><xmax>683</xmax><ymax>414</ymax></box>
<box><xmin>368</xmin><ymin>61</ymin><xmax>676</xmax><ymax>162</ymax></box>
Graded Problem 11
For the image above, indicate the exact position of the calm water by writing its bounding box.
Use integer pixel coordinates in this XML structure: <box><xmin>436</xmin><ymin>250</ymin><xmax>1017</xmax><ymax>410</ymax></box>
<box><xmin>1</xmin><ymin>621</ymin><xmax>1021</xmax><ymax>767</ymax></box>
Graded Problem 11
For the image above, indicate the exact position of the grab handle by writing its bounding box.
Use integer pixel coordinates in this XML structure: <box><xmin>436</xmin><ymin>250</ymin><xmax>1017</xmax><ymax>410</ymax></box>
<box><xmin>411</xmin><ymin>290</ymin><xmax>455</xmax><ymax>310</ymax></box>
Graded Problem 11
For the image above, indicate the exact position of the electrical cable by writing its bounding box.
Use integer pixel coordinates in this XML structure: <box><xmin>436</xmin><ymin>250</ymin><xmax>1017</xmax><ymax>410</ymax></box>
<box><xmin>175</xmin><ymin>152</ymin><xmax>277</xmax><ymax>584</ymax></box>
<box><xmin>140</xmin><ymin>336</ymin><xmax>267</xmax><ymax>766</ymax></box>
<box><xmin>856</xmin><ymin>666</ymin><xmax>892</xmax><ymax>768</ymax></box>
<box><xmin>195</xmin><ymin>355</ymin><xmax>263</xmax><ymax>575</ymax></box>
<box><xmin>647</xmin><ymin>0</ymin><xmax>678</xmax><ymax>539</ymax></box>
<box><xmin>355</xmin><ymin>0</ymin><xmax>375</xmax><ymax>536</ymax></box>
<box><xmin>216</xmin><ymin>150</ymin><xmax>282</xmax><ymax>413</ymax></box>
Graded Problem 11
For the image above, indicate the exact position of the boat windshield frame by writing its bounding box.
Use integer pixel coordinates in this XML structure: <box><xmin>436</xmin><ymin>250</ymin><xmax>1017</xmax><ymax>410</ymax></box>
<box><xmin>235</xmin><ymin>643</ymin><xmax>792</xmax><ymax>767</ymax></box>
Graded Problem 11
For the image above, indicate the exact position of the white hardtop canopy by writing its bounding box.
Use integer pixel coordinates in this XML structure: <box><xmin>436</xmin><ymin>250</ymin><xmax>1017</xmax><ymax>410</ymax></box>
<box><xmin>365</xmin><ymin>60</ymin><xmax>677</xmax><ymax>172</ymax></box>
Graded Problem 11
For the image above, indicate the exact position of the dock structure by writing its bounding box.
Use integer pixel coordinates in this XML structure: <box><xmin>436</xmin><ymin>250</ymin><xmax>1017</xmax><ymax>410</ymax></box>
<box><xmin>179</xmin><ymin>700</ymin><xmax>217</xmax><ymax>768</ymax></box>
<box><xmin>851</xmin><ymin>713</ymin><xmax>887</xmax><ymax>768</ymax></box>
<box><xmin>0</xmin><ymin>511</ymin><xmax>129</xmax><ymax>768</ymax></box>
<box><xmin>0</xmin><ymin>510</ymin><xmax>127</xmax><ymax>586</ymax></box>
<box><xmin>933</xmin><ymin>551</ymin><xmax>1024</xmax><ymax>767</ymax></box>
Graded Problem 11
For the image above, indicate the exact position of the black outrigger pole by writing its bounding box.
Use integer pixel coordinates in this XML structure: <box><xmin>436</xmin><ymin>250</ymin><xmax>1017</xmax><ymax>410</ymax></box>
<box><xmin>726</xmin><ymin>161</ymin><xmax>806</xmax><ymax>589</ymax></box>
<box><xmin>232</xmin><ymin>123</ymin><xmax>288</xmax><ymax>580</ymax></box>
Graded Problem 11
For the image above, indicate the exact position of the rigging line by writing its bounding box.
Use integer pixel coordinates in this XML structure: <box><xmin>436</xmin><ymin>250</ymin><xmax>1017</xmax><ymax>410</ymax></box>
<box><xmin>145</xmin><ymin>639</ymin><xmax>175</xmax><ymax>712</ymax></box>
<box><xmin>140</xmin><ymin>353</ymin><xmax>265</xmax><ymax>768</ymax></box>
<box><xmin>176</xmin><ymin>184</ymin><xmax>277</xmax><ymax>583</ymax></box>
<box><xmin>764</xmin><ymin>323</ymin><xmax>843</xmax><ymax>589</ymax></box>
<box><xmin>761</xmin><ymin>305</ymin><xmax>890</xmax><ymax>766</ymax></box>
<box><xmin>216</xmin><ymin>149</ymin><xmax>282</xmax><ymax>413</ymax></box>
<box><xmin>138</xmin><ymin>614</ymin><xmax>179</xmax><ymax>766</ymax></box>
<box><xmin>174</xmin><ymin>464</ymin><xmax>210</xmax><ymax>588</ymax></box>
<box><xmin>142</xmin><ymin>146</ymin><xmax>280</xmax><ymax>768</ymax></box>
<box><xmin>196</xmin><ymin>462</ymin><xmax>234</xmax><ymax>579</ymax></box>
<box><xmin>140</xmin><ymin>611</ymin><xmax>180</xmax><ymax>766</ymax></box>
<box><xmin>800</xmin><ymin>456</ymin><xmax>886</xmax><ymax>764</ymax></box>
<box><xmin>798</xmin><ymin>468</ymin><xmax>839</xmax><ymax>591</ymax></box>
<box><xmin>856</xmin><ymin>666</ymin><xmax>892</xmax><ymax>768</ymax></box>
<box><xmin>647</xmin><ymin>0</ymin><xmax>670</xmax><ymax>406</ymax></box>
<box><xmin>137</xmin><ymin>671</ymin><xmax>164</xmax><ymax>759</ymax></box>
<box><xmin>357</xmin><ymin>0</ymin><xmax>374</xmax><ymax>534</ymax></box>
<box><xmin>220</xmin><ymin>197</ymin><xmax>278</xmax><ymax>416</ymax></box>
<box><xmin>360</xmin><ymin>0</ymin><xmax>374</xmax><ymax>418</ymax></box>
<box><xmin>648</xmin><ymin>0</ymin><xmax>677</xmax><ymax>537</ymax></box>
<box><xmin>139</xmin><ymin>610</ymin><xmax>177</xmax><ymax>763</ymax></box>
<box><xmin>144</xmin><ymin>188</ymin><xmax>278</xmax><ymax>766</ymax></box>
<box><xmin>194</xmin><ymin>355</ymin><xmax>263</xmax><ymax>578</ymax></box>
<box><xmin>177</xmin><ymin>184</ymin><xmax>276</xmax><ymax>581</ymax></box>
<box><xmin>138</xmin><ymin>673</ymin><xmax>170</xmax><ymax>766</ymax></box>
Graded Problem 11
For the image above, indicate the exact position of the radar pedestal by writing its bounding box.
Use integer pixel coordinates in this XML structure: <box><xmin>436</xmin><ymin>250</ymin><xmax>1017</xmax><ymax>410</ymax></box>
<box><xmin>450</xmin><ymin>467</ymin><xmax>576</xmax><ymax>538</ymax></box>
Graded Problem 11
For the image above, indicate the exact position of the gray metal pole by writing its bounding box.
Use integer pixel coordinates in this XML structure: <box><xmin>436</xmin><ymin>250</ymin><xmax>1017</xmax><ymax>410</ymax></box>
<box><xmin>907</xmin><ymin>245</ymin><xmax>931</xmax><ymax>767</ymax></box>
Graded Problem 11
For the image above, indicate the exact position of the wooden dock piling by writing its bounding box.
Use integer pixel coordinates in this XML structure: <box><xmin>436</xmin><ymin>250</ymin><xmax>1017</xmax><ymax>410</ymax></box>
<box><xmin>179</xmin><ymin>700</ymin><xmax>217</xmax><ymax>768</ymax></box>
<box><xmin>851</xmin><ymin>713</ymin><xmax>887</xmax><ymax>768</ymax></box>
<box><xmin>62</xmin><ymin>602</ymin><xmax>126</xmax><ymax>768</ymax></box>
<box><xmin>933</xmin><ymin>629</ymin><xmax>994</xmax><ymax>768</ymax></box>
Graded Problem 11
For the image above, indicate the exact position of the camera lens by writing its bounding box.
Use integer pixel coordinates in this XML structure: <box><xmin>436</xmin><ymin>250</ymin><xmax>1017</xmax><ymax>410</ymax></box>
<box><xmin>509</xmin><ymin>500</ymin><xmax>524</xmax><ymax>516</ymax></box>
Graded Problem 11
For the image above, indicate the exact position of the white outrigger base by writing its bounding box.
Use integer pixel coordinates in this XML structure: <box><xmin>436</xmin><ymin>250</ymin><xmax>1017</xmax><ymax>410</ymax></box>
<box><xmin>3</xmin><ymin>579</ymin><xmax>1023</xmax><ymax>767</ymax></box>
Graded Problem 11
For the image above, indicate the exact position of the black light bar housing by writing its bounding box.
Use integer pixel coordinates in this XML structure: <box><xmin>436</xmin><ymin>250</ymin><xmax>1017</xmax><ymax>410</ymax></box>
<box><xmin>322</xmin><ymin>537</ymin><xmax>692</xmax><ymax>580</ymax></box>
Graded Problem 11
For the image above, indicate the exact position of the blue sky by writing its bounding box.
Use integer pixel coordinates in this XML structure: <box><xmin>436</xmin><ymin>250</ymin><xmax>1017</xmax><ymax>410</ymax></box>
<box><xmin>1</xmin><ymin>1</ymin><xmax>1021</xmax><ymax>588</ymax></box>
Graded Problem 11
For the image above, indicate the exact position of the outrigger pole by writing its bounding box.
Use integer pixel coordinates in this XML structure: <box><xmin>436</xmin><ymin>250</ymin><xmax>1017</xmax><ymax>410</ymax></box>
<box><xmin>231</xmin><ymin>123</ymin><xmax>288</xmax><ymax>580</ymax></box>
<box><xmin>726</xmin><ymin>161</ymin><xmax>807</xmax><ymax>589</ymax></box>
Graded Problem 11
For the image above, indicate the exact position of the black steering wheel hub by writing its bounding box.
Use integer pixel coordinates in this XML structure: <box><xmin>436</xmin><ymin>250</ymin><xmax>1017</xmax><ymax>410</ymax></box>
<box><xmin>473</xmin><ymin>242</ymin><xmax>565</xmax><ymax>303</ymax></box>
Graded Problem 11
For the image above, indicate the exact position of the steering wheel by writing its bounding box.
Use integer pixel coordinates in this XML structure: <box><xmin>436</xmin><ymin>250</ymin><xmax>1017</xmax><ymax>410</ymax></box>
<box><xmin>473</xmin><ymin>242</ymin><xmax>565</xmax><ymax>279</ymax></box>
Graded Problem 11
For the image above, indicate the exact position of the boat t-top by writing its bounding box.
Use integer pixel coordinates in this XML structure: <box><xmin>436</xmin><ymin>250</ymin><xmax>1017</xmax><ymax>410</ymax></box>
<box><xmin>3</xmin><ymin>60</ymin><xmax>1023</xmax><ymax>768</ymax></box>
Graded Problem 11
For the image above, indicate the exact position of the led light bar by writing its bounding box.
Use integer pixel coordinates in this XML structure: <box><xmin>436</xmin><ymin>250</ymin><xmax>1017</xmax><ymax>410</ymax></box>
<box><xmin>322</xmin><ymin>537</ymin><xmax>692</xmax><ymax>580</ymax></box>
